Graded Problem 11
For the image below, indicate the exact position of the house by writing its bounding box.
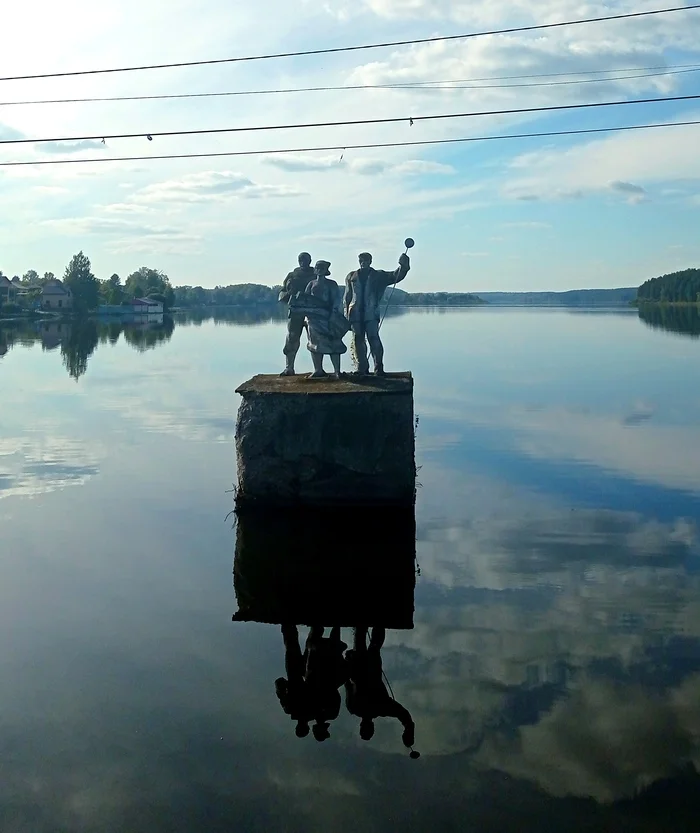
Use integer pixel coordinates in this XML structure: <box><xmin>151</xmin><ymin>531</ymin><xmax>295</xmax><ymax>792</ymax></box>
<box><xmin>42</xmin><ymin>279</ymin><xmax>73</xmax><ymax>311</ymax></box>
<box><xmin>131</xmin><ymin>297</ymin><xmax>164</xmax><ymax>315</ymax></box>
<box><xmin>0</xmin><ymin>275</ymin><xmax>18</xmax><ymax>305</ymax></box>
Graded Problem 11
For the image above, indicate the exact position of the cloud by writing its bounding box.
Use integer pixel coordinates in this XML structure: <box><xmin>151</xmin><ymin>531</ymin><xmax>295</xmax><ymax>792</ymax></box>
<box><xmin>134</xmin><ymin>171</ymin><xmax>304</xmax><ymax>204</ymax></box>
<box><xmin>503</xmin><ymin>119</ymin><xmax>700</xmax><ymax>203</ymax></box>
<box><xmin>609</xmin><ymin>180</ymin><xmax>649</xmax><ymax>204</ymax></box>
<box><xmin>263</xmin><ymin>155</ymin><xmax>455</xmax><ymax>176</ymax></box>
<box><xmin>36</xmin><ymin>140</ymin><xmax>106</xmax><ymax>155</ymax></box>
<box><xmin>0</xmin><ymin>123</ymin><xmax>25</xmax><ymax>141</ymax></box>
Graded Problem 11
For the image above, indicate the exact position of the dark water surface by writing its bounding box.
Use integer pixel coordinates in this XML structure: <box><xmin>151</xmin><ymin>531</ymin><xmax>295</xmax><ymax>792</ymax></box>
<box><xmin>2</xmin><ymin>307</ymin><xmax>700</xmax><ymax>832</ymax></box>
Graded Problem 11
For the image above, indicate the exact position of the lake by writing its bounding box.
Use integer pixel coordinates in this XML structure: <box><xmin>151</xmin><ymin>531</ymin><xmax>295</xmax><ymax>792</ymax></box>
<box><xmin>2</xmin><ymin>305</ymin><xmax>700</xmax><ymax>832</ymax></box>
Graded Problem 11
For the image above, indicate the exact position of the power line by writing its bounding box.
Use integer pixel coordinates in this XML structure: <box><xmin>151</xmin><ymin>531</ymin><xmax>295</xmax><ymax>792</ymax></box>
<box><xmin>1</xmin><ymin>119</ymin><xmax>697</xmax><ymax>167</ymax></box>
<box><xmin>2</xmin><ymin>66</ymin><xmax>699</xmax><ymax>107</ymax></box>
<box><xmin>2</xmin><ymin>93</ymin><xmax>699</xmax><ymax>147</ymax></box>
<box><xmin>1</xmin><ymin>5</ymin><xmax>698</xmax><ymax>82</ymax></box>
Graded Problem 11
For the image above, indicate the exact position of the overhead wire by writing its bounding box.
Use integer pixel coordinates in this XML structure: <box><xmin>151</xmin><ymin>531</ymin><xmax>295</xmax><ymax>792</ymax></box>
<box><xmin>1</xmin><ymin>119</ymin><xmax>698</xmax><ymax>167</ymax></box>
<box><xmin>1</xmin><ymin>66</ymin><xmax>699</xmax><ymax>107</ymax></box>
<box><xmin>0</xmin><ymin>5</ymin><xmax>698</xmax><ymax>82</ymax></box>
<box><xmin>2</xmin><ymin>93</ymin><xmax>699</xmax><ymax>147</ymax></box>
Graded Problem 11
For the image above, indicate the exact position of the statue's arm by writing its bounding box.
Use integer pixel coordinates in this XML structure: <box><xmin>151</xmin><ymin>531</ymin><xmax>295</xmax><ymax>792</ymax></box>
<box><xmin>377</xmin><ymin>256</ymin><xmax>410</xmax><ymax>288</ymax></box>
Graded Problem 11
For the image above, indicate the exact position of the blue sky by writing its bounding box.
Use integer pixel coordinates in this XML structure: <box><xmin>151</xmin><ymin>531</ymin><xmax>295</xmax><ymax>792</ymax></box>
<box><xmin>0</xmin><ymin>0</ymin><xmax>699</xmax><ymax>292</ymax></box>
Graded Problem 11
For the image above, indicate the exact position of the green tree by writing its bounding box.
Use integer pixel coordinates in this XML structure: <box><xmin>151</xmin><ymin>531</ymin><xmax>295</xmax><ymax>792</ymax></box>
<box><xmin>23</xmin><ymin>269</ymin><xmax>39</xmax><ymax>284</ymax></box>
<box><xmin>63</xmin><ymin>251</ymin><xmax>99</xmax><ymax>315</ymax></box>
<box><xmin>61</xmin><ymin>318</ymin><xmax>99</xmax><ymax>379</ymax></box>
<box><xmin>106</xmin><ymin>273</ymin><xmax>124</xmax><ymax>305</ymax></box>
<box><xmin>125</xmin><ymin>267</ymin><xmax>174</xmax><ymax>309</ymax></box>
<box><xmin>42</xmin><ymin>272</ymin><xmax>56</xmax><ymax>285</ymax></box>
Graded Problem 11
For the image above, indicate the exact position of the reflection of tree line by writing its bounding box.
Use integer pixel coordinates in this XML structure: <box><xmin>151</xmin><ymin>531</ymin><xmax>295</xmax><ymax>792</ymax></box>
<box><xmin>0</xmin><ymin>316</ymin><xmax>175</xmax><ymax>379</ymax></box>
<box><xmin>638</xmin><ymin>303</ymin><xmax>700</xmax><ymax>338</ymax></box>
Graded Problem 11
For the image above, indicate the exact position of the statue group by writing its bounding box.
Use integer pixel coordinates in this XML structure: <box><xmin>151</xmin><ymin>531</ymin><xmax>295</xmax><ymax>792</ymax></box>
<box><xmin>279</xmin><ymin>249</ymin><xmax>411</xmax><ymax>378</ymax></box>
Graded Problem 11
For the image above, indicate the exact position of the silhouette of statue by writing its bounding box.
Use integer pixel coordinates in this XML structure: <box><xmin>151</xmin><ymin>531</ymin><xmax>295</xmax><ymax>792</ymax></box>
<box><xmin>345</xmin><ymin>626</ymin><xmax>415</xmax><ymax>749</ymax></box>
<box><xmin>275</xmin><ymin>624</ymin><xmax>314</xmax><ymax>738</ymax></box>
<box><xmin>304</xmin><ymin>625</ymin><xmax>348</xmax><ymax>741</ymax></box>
<box><xmin>275</xmin><ymin>624</ymin><xmax>348</xmax><ymax>741</ymax></box>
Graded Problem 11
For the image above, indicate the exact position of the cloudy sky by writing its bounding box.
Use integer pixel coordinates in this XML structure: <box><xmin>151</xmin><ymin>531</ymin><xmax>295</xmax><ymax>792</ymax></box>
<box><xmin>1</xmin><ymin>0</ymin><xmax>699</xmax><ymax>291</ymax></box>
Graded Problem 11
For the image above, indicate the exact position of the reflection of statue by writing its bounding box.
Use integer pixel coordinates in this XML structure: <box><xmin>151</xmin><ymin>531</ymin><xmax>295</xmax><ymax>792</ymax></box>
<box><xmin>274</xmin><ymin>624</ymin><xmax>349</xmax><ymax>741</ymax></box>
<box><xmin>345</xmin><ymin>626</ymin><xmax>416</xmax><ymax>750</ymax></box>
<box><xmin>299</xmin><ymin>260</ymin><xmax>349</xmax><ymax>379</ymax></box>
<box><xmin>279</xmin><ymin>252</ymin><xmax>315</xmax><ymax>376</ymax></box>
<box><xmin>344</xmin><ymin>251</ymin><xmax>410</xmax><ymax>376</ymax></box>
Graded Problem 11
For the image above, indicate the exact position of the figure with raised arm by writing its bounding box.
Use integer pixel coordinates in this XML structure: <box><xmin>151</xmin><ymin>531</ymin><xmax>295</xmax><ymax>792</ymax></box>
<box><xmin>344</xmin><ymin>251</ymin><xmax>410</xmax><ymax>376</ymax></box>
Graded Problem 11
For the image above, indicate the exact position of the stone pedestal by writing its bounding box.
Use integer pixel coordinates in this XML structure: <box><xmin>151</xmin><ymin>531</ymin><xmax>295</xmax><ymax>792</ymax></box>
<box><xmin>234</xmin><ymin>372</ymin><xmax>415</xmax><ymax>506</ymax></box>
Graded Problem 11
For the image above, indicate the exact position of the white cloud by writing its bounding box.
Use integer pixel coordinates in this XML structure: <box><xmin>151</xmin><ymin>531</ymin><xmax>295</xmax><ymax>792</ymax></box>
<box><xmin>36</xmin><ymin>140</ymin><xmax>106</xmax><ymax>155</ymax></box>
<box><xmin>134</xmin><ymin>171</ymin><xmax>305</xmax><ymax>204</ymax></box>
<box><xmin>263</xmin><ymin>155</ymin><xmax>454</xmax><ymax>176</ymax></box>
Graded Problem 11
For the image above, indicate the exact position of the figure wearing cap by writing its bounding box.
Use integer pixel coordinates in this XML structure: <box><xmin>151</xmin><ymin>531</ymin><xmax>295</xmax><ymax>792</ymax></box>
<box><xmin>279</xmin><ymin>252</ymin><xmax>315</xmax><ymax>376</ymax></box>
<box><xmin>344</xmin><ymin>251</ymin><xmax>410</xmax><ymax>376</ymax></box>
<box><xmin>302</xmin><ymin>260</ymin><xmax>349</xmax><ymax>379</ymax></box>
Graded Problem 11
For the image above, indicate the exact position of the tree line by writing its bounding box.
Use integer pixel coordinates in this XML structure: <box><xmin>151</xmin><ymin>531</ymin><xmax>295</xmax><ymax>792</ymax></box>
<box><xmin>637</xmin><ymin>268</ymin><xmax>700</xmax><ymax>304</ymax></box>
<box><xmin>0</xmin><ymin>253</ymin><xmax>175</xmax><ymax>315</ymax></box>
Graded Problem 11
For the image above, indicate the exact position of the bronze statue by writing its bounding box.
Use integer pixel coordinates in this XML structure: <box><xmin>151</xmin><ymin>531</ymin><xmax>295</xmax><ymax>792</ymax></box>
<box><xmin>344</xmin><ymin>251</ymin><xmax>410</xmax><ymax>376</ymax></box>
<box><xmin>279</xmin><ymin>252</ymin><xmax>315</xmax><ymax>376</ymax></box>
<box><xmin>299</xmin><ymin>260</ymin><xmax>349</xmax><ymax>379</ymax></box>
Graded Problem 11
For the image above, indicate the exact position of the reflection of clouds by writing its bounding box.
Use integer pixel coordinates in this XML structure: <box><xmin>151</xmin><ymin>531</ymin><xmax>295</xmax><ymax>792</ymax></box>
<box><xmin>0</xmin><ymin>436</ymin><xmax>100</xmax><ymax>499</ymax></box>
<box><xmin>509</xmin><ymin>407</ymin><xmax>700</xmax><ymax>493</ymax></box>
<box><xmin>378</xmin><ymin>504</ymin><xmax>700</xmax><ymax>773</ymax></box>
<box><xmin>480</xmin><ymin>676</ymin><xmax>700</xmax><ymax>803</ymax></box>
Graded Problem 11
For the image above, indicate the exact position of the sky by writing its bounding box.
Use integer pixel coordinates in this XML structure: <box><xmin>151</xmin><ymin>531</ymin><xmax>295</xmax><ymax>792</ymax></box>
<box><xmin>1</xmin><ymin>0</ymin><xmax>700</xmax><ymax>292</ymax></box>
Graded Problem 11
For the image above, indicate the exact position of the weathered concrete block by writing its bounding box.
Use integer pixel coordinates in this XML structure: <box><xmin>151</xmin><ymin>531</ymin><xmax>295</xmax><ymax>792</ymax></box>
<box><xmin>235</xmin><ymin>372</ymin><xmax>415</xmax><ymax>506</ymax></box>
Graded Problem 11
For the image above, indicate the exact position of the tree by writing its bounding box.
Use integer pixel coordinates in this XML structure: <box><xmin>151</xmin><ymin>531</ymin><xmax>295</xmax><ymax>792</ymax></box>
<box><xmin>43</xmin><ymin>272</ymin><xmax>56</xmax><ymax>285</ymax></box>
<box><xmin>106</xmin><ymin>273</ymin><xmax>124</xmax><ymax>305</ymax></box>
<box><xmin>63</xmin><ymin>251</ymin><xmax>99</xmax><ymax>315</ymax></box>
<box><xmin>125</xmin><ymin>267</ymin><xmax>174</xmax><ymax>309</ymax></box>
<box><xmin>23</xmin><ymin>270</ymin><xmax>39</xmax><ymax>284</ymax></box>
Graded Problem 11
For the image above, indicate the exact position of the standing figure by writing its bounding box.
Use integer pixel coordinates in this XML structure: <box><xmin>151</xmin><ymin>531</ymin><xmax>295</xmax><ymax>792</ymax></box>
<box><xmin>344</xmin><ymin>626</ymin><xmax>415</xmax><ymax>749</ymax></box>
<box><xmin>344</xmin><ymin>251</ymin><xmax>410</xmax><ymax>376</ymax></box>
<box><xmin>279</xmin><ymin>252</ymin><xmax>315</xmax><ymax>376</ymax></box>
<box><xmin>304</xmin><ymin>625</ymin><xmax>349</xmax><ymax>742</ymax></box>
<box><xmin>302</xmin><ymin>260</ymin><xmax>349</xmax><ymax>379</ymax></box>
<box><xmin>274</xmin><ymin>624</ymin><xmax>314</xmax><ymax>738</ymax></box>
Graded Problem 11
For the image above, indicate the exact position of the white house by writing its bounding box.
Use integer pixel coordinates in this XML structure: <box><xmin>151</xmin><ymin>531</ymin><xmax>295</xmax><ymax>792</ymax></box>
<box><xmin>131</xmin><ymin>297</ymin><xmax>164</xmax><ymax>314</ymax></box>
<box><xmin>42</xmin><ymin>279</ymin><xmax>73</xmax><ymax>311</ymax></box>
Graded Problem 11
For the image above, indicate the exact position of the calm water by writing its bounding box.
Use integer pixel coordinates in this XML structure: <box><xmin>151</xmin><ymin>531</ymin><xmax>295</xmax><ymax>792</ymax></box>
<box><xmin>2</xmin><ymin>306</ymin><xmax>700</xmax><ymax>832</ymax></box>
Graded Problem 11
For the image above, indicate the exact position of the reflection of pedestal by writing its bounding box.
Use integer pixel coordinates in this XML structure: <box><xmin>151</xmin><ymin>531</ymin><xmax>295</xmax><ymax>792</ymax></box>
<box><xmin>234</xmin><ymin>373</ymin><xmax>415</xmax><ymax>506</ymax></box>
<box><xmin>232</xmin><ymin>505</ymin><xmax>416</xmax><ymax>628</ymax></box>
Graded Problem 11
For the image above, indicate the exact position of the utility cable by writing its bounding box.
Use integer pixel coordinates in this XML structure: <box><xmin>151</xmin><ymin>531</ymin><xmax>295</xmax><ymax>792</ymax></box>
<box><xmin>0</xmin><ymin>5</ymin><xmax>697</xmax><ymax>82</ymax></box>
<box><xmin>1</xmin><ymin>118</ymin><xmax>697</xmax><ymax>167</ymax></box>
<box><xmin>1</xmin><ymin>66</ymin><xmax>699</xmax><ymax>107</ymax></box>
<box><xmin>2</xmin><ymin>93</ymin><xmax>699</xmax><ymax>147</ymax></box>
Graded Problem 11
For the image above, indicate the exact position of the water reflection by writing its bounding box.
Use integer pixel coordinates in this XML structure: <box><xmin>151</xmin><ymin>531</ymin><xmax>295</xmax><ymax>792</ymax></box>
<box><xmin>0</xmin><ymin>315</ymin><xmax>175</xmax><ymax>378</ymax></box>
<box><xmin>233</xmin><ymin>505</ymin><xmax>418</xmax><ymax>753</ymax></box>
<box><xmin>638</xmin><ymin>303</ymin><xmax>700</xmax><ymax>338</ymax></box>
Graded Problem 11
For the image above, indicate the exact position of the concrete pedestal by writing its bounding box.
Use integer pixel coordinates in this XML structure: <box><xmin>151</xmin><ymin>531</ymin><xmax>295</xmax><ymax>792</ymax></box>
<box><xmin>234</xmin><ymin>372</ymin><xmax>415</xmax><ymax>506</ymax></box>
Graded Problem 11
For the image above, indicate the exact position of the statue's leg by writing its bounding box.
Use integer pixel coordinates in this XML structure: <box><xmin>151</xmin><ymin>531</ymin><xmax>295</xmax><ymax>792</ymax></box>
<box><xmin>366</xmin><ymin>320</ymin><xmax>385</xmax><ymax>375</ymax></box>
<box><xmin>351</xmin><ymin>324</ymin><xmax>369</xmax><ymax>375</ymax></box>
<box><xmin>330</xmin><ymin>353</ymin><xmax>341</xmax><ymax>379</ymax></box>
<box><xmin>310</xmin><ymin>352</ymin><xmax>327</xmax><ymax>378</ymax></box>
<box><xmin>281</xmin><ymin>314</ymin><xmax>303</xmax><ymax>375</ymax></box>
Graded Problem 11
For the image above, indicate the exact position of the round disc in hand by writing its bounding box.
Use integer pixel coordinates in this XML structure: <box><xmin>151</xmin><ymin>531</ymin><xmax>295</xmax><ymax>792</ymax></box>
<box><xmin>404</xmin><ymin>238</ymin><xmax>415</xmax><ymax>249</ymax></box>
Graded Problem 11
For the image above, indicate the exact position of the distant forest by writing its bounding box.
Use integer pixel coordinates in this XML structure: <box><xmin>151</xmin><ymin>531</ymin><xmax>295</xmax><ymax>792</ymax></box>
<box><xmin>477</xmin><ymin>288</ymin><xmax>637</xmax><ymax>306</ymax></box>
<box><xmin>173</xmin><ymin>283</ymin><xmax>485</xmax><ymax>308</ymax></box>
<box><xmin>637</xmin><ymin>269</ymin><xmax>700</xmax><ymax>304</ymax></box>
